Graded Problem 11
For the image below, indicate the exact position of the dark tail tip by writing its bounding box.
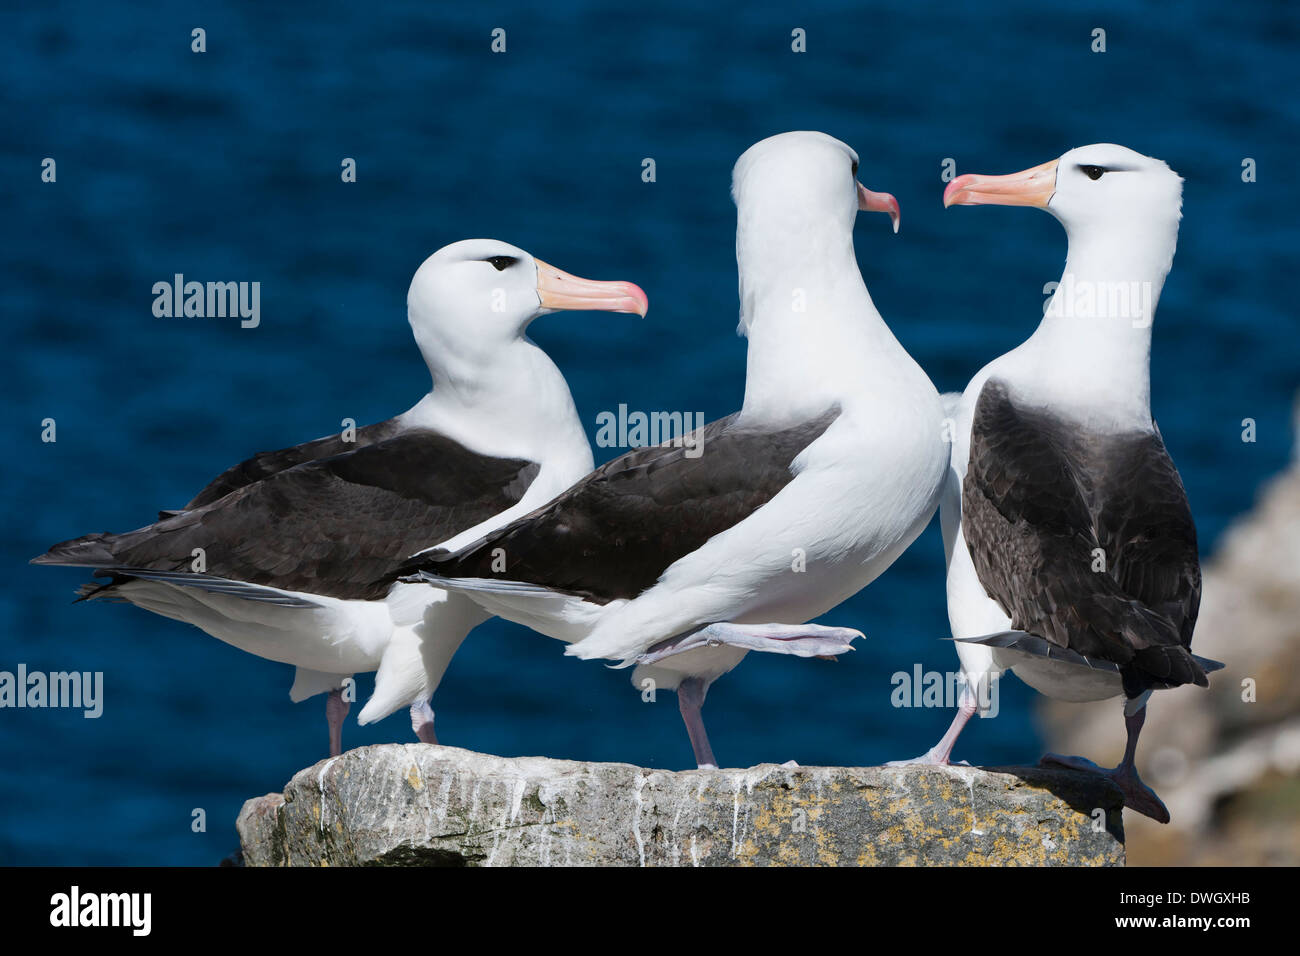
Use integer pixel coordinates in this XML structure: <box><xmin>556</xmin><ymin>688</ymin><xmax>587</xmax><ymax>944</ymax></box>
<box><xmin>1135</xmin><ymin>642</ymin><xmax>1208</xmax><ymax>690</ymax></box>
<box><xmin>31</xmin><ymin>533</ymin><xmax>117</xmax><ymax>568</ymax></box>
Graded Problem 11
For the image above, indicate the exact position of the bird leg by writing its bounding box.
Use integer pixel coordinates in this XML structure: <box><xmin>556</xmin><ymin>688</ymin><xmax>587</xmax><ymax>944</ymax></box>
<box><xmin>637</xmin><ymin>622</ymin><xmax>863</xmax><ymax>666</ymax></box>
<box><xmin>644</xmin><ymin>623</ymin><xmax>860</xmax><ymax>770</ymax></box>
<box><xmin>410</xmin><ymin>699</ymin><xmax>438</xmax><ymax>745</ymax></box>
<box><xmin>677</xmin><ymin>676</ymin><xmax>718</xmax><ymax>770</ymax></box>
<box><xmin>887</xmin><ymin>684</ymin><xmax>978</xmax><ymax>767</ymax></box>
<box><xmin>1040</xmin><ymin>698</ymin><xmax>1169</xmax><ymax>823</ymax></box>
<box><xmin>326</xmin><ymin>688</ymin><xmax>349</xmax><ymax>757</ymax></box>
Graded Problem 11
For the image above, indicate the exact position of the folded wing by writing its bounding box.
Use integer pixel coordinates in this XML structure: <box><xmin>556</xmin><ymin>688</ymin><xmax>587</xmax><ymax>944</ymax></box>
<box><xmin>35</xmin><ymin>430</ymin><xmax>540</xmax><ymax>603</ymax></box>
<box><xmin>403</xmin><ymin>408</ymin><xmax>841</xmax><ymax>604</ymax></box>
<box><xmin>961</xmin><ymin>380</ymin><xmax>1203</xmax><ymax>694</ymax></box>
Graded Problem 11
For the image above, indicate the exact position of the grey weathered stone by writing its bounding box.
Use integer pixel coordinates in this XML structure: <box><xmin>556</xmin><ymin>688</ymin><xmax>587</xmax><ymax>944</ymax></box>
<box><xmin>236</xmin><ymin>744</ymin><xmax>1124</xmax><ymax>866</ymax></box>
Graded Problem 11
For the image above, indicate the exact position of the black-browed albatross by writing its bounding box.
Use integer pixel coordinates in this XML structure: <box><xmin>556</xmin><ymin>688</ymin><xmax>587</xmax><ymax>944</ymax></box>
<box><xmin>891</xmin><ymin>145</ymin><xmax>1222</xmax><ymax>822</ymax></box>
<box><xmin>34</xmin><ymin>239</ymin><xmax>647</xmax><ymax>756</ymax></box>
<box><xmin>396</xmin><ymin>132</ymin><xmax>948</xmax><ymax>769</ymax></box>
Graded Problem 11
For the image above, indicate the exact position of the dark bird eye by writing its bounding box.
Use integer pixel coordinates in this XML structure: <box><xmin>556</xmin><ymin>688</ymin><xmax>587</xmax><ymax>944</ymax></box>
<box><xmin>485</xmin><ymin>255</ymin><xmax>518</xmax><ymax>271</ymax></box>
<box><xmin>1079</xmin><ymin>164</ymin><xmax>1106</xmax><ymax>181</ymax></box>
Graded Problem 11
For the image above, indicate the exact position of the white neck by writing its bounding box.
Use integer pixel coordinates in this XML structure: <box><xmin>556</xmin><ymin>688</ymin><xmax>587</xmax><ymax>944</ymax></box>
<box><xmin>1012</xmin><ymin>215</ymin><xmax>1178</xmax><ymax>431</ymax></box>
<box><xmin>402</xmin><ymin>334</ymin><xmax>592</xmax><ymax>474</ymax></box>
<box><xmin>736</xmin><ymin>211</ymin><xmax>914</xmax><ymax>423</ymax></box>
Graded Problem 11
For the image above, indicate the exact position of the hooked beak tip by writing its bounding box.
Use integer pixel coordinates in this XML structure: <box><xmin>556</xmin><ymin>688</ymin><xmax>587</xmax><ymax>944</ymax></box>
<box><xmin>943</xmin><ymin>176</ymin><xmax>972</xmax><ymax>207</ymax></box>
<box><xmin>857</xmin><ymin>183</ymin><xmax>902</xmax><ymax>234</ymax></box>
<box><xmin>622</xmin><ymin>283</ymin><xmax>649</xmax><ymax>318</ymax></box>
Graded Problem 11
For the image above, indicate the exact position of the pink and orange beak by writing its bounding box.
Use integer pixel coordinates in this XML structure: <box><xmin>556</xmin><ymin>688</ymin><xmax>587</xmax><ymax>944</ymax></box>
<box><xmin>534</xmin><ymin>259</ymin><xmax>648</xmax><ymax>317</ymax></box>
<box><xmin>857</xmin><ymin>183</ymin><xmax>901</xmax><ymax>234</ymax></box>
<box><xmin>943</xmin><ymin>159</ymin><xmax>1059</xmax><ymax>209</ymax></box>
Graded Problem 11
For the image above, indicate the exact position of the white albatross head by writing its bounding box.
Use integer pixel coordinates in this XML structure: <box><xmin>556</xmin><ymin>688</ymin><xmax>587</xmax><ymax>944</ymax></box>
<box><xmin>943</xmin><ymin>143</ymin><xmax>1183</xmax><ymax>236</ymax></box>
<box><xmin>732</xmin><ymin>131</ymin><xmax>900</xmax><ymax>235</ymax></box>
<box><xmin>406</xmin><ymin>239</ymin><xmax>647</xmax><ymax>368</ymax></box>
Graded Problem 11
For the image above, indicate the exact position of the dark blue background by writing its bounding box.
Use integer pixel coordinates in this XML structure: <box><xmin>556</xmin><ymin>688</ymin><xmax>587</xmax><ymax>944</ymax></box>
<box><xmin>3</xmin><ymin>1</ymin><xmax>1296</xmax><ymax>864</ymax></box>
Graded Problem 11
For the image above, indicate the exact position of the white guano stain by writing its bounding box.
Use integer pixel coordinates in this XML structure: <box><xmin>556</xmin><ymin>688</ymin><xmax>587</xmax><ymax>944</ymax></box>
<box><xmin>316</xmin><ymin>756</ymin><xmax>340</xmax><ymax>834</ymax></box>
<box><xmin>631</xmin><ymin>772</ymin><xmax>647</xmax><ymax>867</ymax></box>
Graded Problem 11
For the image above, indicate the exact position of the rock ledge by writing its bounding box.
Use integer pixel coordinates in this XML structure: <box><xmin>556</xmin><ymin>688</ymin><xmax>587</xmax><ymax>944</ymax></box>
<box><xmin>236</xmin><ymin>744</ymin><xmax>1125</xmax><ymax>866</ymax></box>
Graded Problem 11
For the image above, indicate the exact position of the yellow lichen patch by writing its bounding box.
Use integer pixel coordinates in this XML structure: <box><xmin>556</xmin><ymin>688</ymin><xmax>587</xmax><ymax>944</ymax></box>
<box><xmin>732</xmin><ymin>784</ymin><xmax>828</xmax><ymax>866</ymax></box>
<box><xmin>855</xmin><ymin>786</ymin><xmax>886</xmax><ymax>811</ymax></box>
<box><xmin>813</xmin><ymin>828</ymin><xmax>839</xmax><ymax>866</ymax></box>
<box><xmin>770</xmin><ymin>838</ymin><xmax>806</xmax><ymax>866</ymax></box>
<box><xmin>406</xmin><ymin>764</ymin><xmax>424</xmax><ymax>790</ymax></box>
<box><xmin>966</xmin><ymin>832</ymin><xmax>1020</xmax><ymax>865</ymax></box>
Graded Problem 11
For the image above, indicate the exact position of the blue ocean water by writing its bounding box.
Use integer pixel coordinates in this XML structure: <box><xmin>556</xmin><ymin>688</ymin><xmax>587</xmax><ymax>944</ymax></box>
<box><xmin>2</xmin><ymin>1</ymin><xmax>1296</xmax><ymax>864</ymax></box>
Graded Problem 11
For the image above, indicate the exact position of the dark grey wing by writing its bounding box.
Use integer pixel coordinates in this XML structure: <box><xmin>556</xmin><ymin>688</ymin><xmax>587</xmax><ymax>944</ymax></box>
<box><xmin>1093</xmin><ymin>421</ymin><xmax>1201</xmax><ymax>648</ymax></box>
<box><xmin>402</xmin><ymin>408</ymin><xmax>840</xmax><ymax>604</ymax></box>
<box><xmin>34</xmin><ymin>430</ymin><xmax>539</xmax><ymax>602</ymax></box>
<box><xmin>180</xmin><ymin>418</ymin><xmax>405</xmax><ymax>511</ymax></box>
<box><xmin>962</xmin><ymin>380</ymin><xmax>1205</xmax><ymax>694</ymax></box>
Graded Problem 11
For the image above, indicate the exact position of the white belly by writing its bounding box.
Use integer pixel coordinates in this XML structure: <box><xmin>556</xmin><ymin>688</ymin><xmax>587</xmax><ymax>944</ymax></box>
<box><xmin>994</xmin><ymin>647</ymin><xmax>1124</xmax><ymax>702</ymax></box>
<box><xmin>115</xmin><ymin>579</ymin><xmax>388</xmax><ymax>671</ymax></box>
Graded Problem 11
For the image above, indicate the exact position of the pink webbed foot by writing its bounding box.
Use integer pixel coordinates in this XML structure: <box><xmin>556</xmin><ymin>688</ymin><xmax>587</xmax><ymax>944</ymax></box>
<box><xmin>1039</xmin><ymin>753</ymin><xmax>1170</xmax><ymax>823</ymax></box>
<box><xmin>1039</xmin><ymin>701</ymin><xmax>1170</xmax><ymax>823</ymax></box>
<box><xmin>886</xmin><ymin>749</ymin><xmax>971</xmax><ymax>768</ymax></box>
<box><xmin>638</xmin><ymin>622</ymin><xmax>862</xmax><ymax>666</ymax></box>
<box><xmin>410</xmin><ymin>699</ymin><xmax>438</xmax><ymax>745</ymax></box>
<box><xmin>887</xmin><ymin>687</ymin><xmax>978</xmax><ymax>767</ymax></box>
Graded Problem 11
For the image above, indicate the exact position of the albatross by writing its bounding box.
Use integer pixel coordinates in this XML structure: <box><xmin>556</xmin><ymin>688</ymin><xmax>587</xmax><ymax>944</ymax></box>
<box><xmin>892</xmin><ymin>145</ymin><xmax>1222</xmax><ymax>822</ymax></box>
<box><xmin>397</xmin><ymin>132</ymin><xmax>947</xmax><ymax>769</ymax></box>
<box><xmin>33</xmin><ymin>239</ymin><xmax>647</xmax><ymax>756</ymax></box>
